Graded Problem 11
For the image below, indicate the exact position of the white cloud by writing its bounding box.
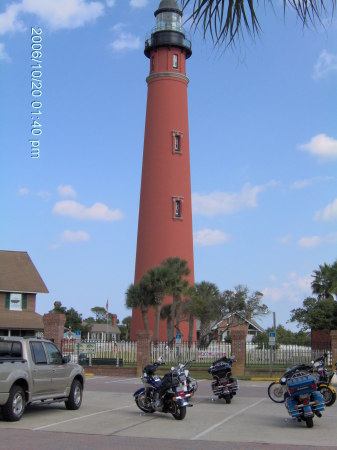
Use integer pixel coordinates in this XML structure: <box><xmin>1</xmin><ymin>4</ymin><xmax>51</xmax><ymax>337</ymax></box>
<box><xmin>0</xmin><ymin>0</ymin><xmax>104</xmax><ymax>33</ymax></box>
<box><xmin>38</xmin><ymin>190</ymin><xmax>52</xmax><ymax>200</ymax></box>
<box><xmin>0</xmin><ymin>3</ymin><xmax>25</xmax><ymax>35</ymax></box>
<box><xmin>298</xmin><ymin>236</ymin><xmax>322</xmax><ymax>247</ymax></box>
<box><xmin>312</xmin><ymin>50</ymin><xmax>337</xmax><ymax>80</ymax></box>
<box><xmin>0</xmin><ymin>42</ymin><xmax>11</xmax><ymax>61</ymax></box>
<box><xmin>291</xmin><ymin>176</ymin><xmax>333</xmax><ymax>190</ymax></box>
<box><xmin>192</xmin><ymin>182</ymin><xmax>270</xmax><ymax>216</ymax></box>
<box><xmin>18</xmin><ymin>187</ymin><xmax>29</xmax><ymax>196</ymax></box>
<box><xmin>110</xmin><ymin>32</ymin><xmax>141</xmax><ymax>51</ymax></box>
<box><xmin>61</xmin><ymin>230</ymin><xmax>90</xmax><ymax>242</ymax></box>
<box><xmin>193</xmin><ymin>228</ymin><xmax>230</xmax><ymax>246</ymax></box>
<box><xmin>111</xmin><ymin>22</ymin><xmax>126</xmax><ymax>33</ymax></box>
<box><xmin>130</xmin><ymin>0</ymin><xmax>148</xmax><ymax>7</ymax></box>
<box><xmin>277</xmin><ymin>234</ymin><xmax>292</xmax><ymax>245</ymax></box>
<box><xmin>58</xmin><ymin>184</ymin><xmax>77</xmax><ymax>198</ymax></box>
<box><xmin>53</xmin><ymin>200</ymin><xmax>123</xmax><ymax>221</ymax></box>
<box><xmin>298</xmin><ymin>231</ymin><xmax>337</xmax><ymax>247</ymax></box>
<box><xmin>299</xmin><ymin>134</ymin><xmax>337</xmax><ymax>161</ymax></box>
<box><xmin>263</xmin><ymin>273</ymin><xmax>311</xmax><ymax>304</ymax></box>
<box><xmin>315</xmin><ymin>198</ymin><xmax>337</xmax><ymax>221</ymax></box>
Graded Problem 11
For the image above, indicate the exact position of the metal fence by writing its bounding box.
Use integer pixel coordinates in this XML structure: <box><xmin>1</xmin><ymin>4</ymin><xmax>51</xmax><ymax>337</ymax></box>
<box><xmin>61</xmin><ymin>339</ymin><xmax>331</xmax><ymax>368</ymax></box>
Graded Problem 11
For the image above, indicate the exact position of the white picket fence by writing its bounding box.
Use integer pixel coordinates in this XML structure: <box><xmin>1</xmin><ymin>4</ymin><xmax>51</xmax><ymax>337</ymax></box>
<box><xmin>62</xmin><ymin>339</ymin><xmax>331</xmax><ymax>367</ymax></box>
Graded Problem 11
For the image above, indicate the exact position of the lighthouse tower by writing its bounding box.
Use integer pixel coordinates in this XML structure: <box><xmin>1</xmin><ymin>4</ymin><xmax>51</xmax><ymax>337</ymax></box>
<box><xmin>130</xmin><ymin>0</ymin><xmax>195</xmax><ymax>341</ymax></box>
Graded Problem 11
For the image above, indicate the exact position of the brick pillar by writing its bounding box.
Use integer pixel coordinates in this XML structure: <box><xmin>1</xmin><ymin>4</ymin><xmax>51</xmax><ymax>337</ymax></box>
<box><xmin>136</xmin><ymin>330</ymin><xmax>152</xmax><ymax>376</ymax></box>
<box><xmin>43</xmin><ymin>312</ymin><xmax>66</xmax><ymax>351</ymax></box>
<box><xmin>330</xmin><ymin>330</ymin><xmax>337</xmax><ymax>370</ymax></box>
<box><xmin>231</xmin><ymin>330</ymin><xmax>247</xmax><ymax>377</ymax></box>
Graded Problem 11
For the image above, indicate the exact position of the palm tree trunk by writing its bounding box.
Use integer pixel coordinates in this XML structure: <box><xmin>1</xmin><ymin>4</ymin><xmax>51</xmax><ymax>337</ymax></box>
<box><xmin>154</xmin><ymin>305</ymin><xmax>161</xmax><ymax>345</ymax></box>
<box><xmin>169</xmin><ymin>297</ymin><xmax>176</xmax><ymax>344</ymax></box>
<box><xmin>188</xmin><ymin>312</ymin><xmax>194</xmax><ymax>347</ymax></box>
<box><xmin>142</xmin><ymin>309</ymin><xmax>149</xmax><ymax>331</ymax></box>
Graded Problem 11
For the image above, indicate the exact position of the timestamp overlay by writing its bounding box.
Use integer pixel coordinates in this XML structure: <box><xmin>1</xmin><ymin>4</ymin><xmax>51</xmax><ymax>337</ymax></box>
<box><xmin>30</xmin><ymin>27</ymin><xmax>42</xmax><ymax>158</ymax></box>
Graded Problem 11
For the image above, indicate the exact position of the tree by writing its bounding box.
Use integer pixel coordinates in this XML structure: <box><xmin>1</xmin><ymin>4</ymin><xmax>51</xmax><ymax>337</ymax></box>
<box><xmin>253</xmin><ymin>324</ymin><xmax>308</xmax><ymax>346</ymax></box>
<box><xmin>160</xmin><ymin>257</ymin><xmax>191</xmax><ymax>342</ymax></box>
<box><xmin>141</xmin><ymin>265</ymin><xmax>169</xmax><ymax>344</ymax></box>
<box><xmin>289</xmin><ymin>296</ymin><xmax>337</xmax><ymax>331</ymax></box>
<box><xmin>125</xmin><ymin>282</ymin><xmax>151</xmax><ymax>331</ymax></box>
<box><xmin>90</xmin><ymin>306</ymin><xmax>107</xmax><ymax>323</ymax></box>
<box><xmin>119</xmin><ymin>316</ymin><xmax>132</xmax><ymax>341</ymax></box>
<box><xmin>160</xmin><ymin>304</ymin><xmax>174</xmax><ymax>344</ymax></box>
<box><xmin>222</xmin><ymin>285</ymin><xmax>268</xmax><ymax>320</ymax></box>
<box><xmin>52</xmin><ymin>302</ymin><xmax>92</xmax><ymax>335</ymax></box>
<box><xmin>290</xmin><ymin>260</ymin><xmax>337</xmax><ymax>331</ymax></box>
<box><xmin>191</xmin><ymin>281</ymin><xmax>223</xmax><ymax>346</ymax></box>
<box><xmin>311</xmin><ymin>261</ymin><xmax>337</xmax><ymax>301</ymax></box>
<box><xmin>181</xmin><ymin>1</ymin><xmax>336</xmax><ymax>50</ymax></box>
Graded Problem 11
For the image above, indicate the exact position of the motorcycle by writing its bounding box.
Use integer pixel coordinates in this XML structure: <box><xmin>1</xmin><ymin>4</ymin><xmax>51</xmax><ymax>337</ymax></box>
<box><xmin>174</xmin><ymin>359</ymin><xmax>198</xmax><ymax>399</ymax></box>
<box><xmin>268</xmin><ymin>354</ymin><xmax>336</xmax><ymax>406</ymax></box>
<box><xmin>312</xmin><ymin>353</ymin><xmax>336</xmax><ymax>406</ymax></box>
<box><xmin>133</xmin><ymin>356</ymin><xmax>192</xmax><ymax>420</ymax></box>
<box><xmin>283</xmin><ymin>372</ymin><xmax>325</xmax><ymax>428</ymax></box>
<box><xmin>208</xmin><ymin>355</ymin><xmax>239</xmax><ymax>403</ymax></box>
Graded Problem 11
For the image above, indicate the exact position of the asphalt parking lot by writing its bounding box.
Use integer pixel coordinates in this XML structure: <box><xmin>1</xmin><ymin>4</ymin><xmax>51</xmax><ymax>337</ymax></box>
<box><xmin>1</xmin><ymin>377</ymin><xmax>337</xmax><ymax>450</ymax></box>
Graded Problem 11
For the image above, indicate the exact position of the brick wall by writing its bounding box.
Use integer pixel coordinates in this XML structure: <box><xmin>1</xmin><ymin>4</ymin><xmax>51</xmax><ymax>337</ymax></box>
<box><xmin>43</xmin><ymin>312</ymin><xmax>66</xmax><ymax>350</ymax></box>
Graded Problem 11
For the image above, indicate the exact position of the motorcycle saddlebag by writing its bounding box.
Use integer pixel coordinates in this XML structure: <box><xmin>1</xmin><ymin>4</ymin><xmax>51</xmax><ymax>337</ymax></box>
<box><xmin>286</xmin><ymin>374</ymin><xmax>317</xmax><ymax>396</ymax></box>
<box><xmin>209</xmin><ymin>362</ymin><xmax>231</xmax><ymax>378</ymax></box>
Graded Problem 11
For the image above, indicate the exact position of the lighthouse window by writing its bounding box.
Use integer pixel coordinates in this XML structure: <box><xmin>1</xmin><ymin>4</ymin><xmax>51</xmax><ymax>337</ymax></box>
<box><xmin>173</xmin><ymin>54</ymin><xmax>178</xmax><ymax>69</ymax></box>
<box><xmin>174</xmin><ymin>135</ymin><xmax>180</xmax><ymax>151</ymax></box>
<box><xmin>175</xmin><ymin>200</ymin><xmax>181</xmax><ymax>217</ymax></box>
<box><xmin>172</xmin><ymin>131</ymin><xmax>183</xmax><ymax>153</ymax></box>
<box><xmin>172</xmin><ymin>196</ymin><xmax>183</xmax><ymax>220</ymax></box>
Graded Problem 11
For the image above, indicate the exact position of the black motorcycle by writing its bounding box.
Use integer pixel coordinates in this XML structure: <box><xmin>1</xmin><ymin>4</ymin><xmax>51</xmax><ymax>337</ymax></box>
<box><xmin>133</xmin><ymin>357</ymin><xmax>192</xmax><ymax>420</ymax></box>
<box><xmin>208</xmin><ymin>355</ymin><xmax>239</xmax><ymax>403</ymax></box>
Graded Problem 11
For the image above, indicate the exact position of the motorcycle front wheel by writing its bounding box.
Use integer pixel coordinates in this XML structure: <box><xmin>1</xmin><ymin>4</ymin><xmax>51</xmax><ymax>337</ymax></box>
<box><xmin>170</xmin><ymin>401</ymin><xmax>186</xmax><ymax>420</ymax></box>
<box><xmin>318</xmin><ymin>386</ymin><xmax>337</xmax><ymax>407</ymax></box>
<box><xmin>268</xmin><ymin>382</ymin><xmax>286</xmax><ymax>403</ymax></box>
<box><xmin>135</xmin><ymin>393</ymin><xmax>155</xmax><ymax>413</ymax></box>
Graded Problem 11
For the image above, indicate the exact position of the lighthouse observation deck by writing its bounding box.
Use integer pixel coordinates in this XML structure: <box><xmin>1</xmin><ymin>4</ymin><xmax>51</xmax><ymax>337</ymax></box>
<box><xmin>144</xmin><ymin>1</ymin><xmax>192</xmax><ymax>58</ymax></box>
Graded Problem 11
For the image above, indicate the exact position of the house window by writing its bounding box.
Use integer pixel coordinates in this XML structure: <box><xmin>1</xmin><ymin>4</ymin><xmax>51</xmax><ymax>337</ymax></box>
<box><xmin>9</xmin><ymin>293</ymin><xmax>22</xmax><ymax>311</ymax></box>
<box><xmin>173</xmin><ymin>54</ymin><xmax>178</xmax><ymax>69</ymax></box>
<box><xmin>172</xmin><ymin>196</ymin><xmax>184</xmax><ymax>219</ymax></box>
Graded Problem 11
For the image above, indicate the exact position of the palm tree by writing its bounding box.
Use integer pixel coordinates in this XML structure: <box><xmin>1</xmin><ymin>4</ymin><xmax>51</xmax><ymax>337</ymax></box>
<box><xmin>125</xmin><ymin>282</ymin><xmax>151</xmax><ymax>331</ymax></box>
<box><xmin>181</xmin><ymin>285</ymin><xmax>199</xmax><ymax>346</ymax></box>
<box><xmin>311</xmin><ymin>262</ymin><xmax>336</xmax><ymax>300</ymax></box>
<box><xmin>141</xmin><ymin>265</ymin><xmax>169</xmax><ymax>344</ymax></box>
<box><xmin>161</xmin><ymin>257</ymin><xmax>191</xmax><ymax>343</ymax></box>
<box><xmin>181</xmin><ymin>1</ymin><xmax>336</xmax><ymax>50</ymax></box>
<box><xmin>160</xmin><ymin>304</ymin><xmax>174</xmax><ymax>344</ymax></box>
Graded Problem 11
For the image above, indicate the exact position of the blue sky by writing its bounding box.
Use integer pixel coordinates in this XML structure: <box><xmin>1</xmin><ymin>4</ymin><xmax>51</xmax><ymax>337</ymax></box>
<box><xmin>1</xmin><ymin>0</ymin><xmax>337</xmax><ymax>333</ymax></box>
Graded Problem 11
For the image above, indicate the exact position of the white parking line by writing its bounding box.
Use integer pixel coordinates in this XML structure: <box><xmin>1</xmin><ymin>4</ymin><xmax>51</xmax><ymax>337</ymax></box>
<box><xmin>105</xmin><ymin>378</ymin><xmax>140</xmax><ymax>384</ymax></box>
<box><xmin>191</xmin><ymin>398</ymin><xmax>266</xmax><ymax>440</ymax></box>
<box><xmin>33</xmin><ymin>405</ymin><xmax>133</xmax><ymax>431</ymax></box>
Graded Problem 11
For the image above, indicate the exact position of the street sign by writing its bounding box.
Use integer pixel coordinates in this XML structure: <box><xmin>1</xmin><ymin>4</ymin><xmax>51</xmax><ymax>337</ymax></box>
<box><xmin>269</xmin><ymin>331</ymin><xmax>276</xmax><ymax>346</ymax></box>
<box><xmin>78</xmin><ymin>343</ymin><xmax>96</xmax><ymax>354</ymax></box>
<box><xmin>175</xmin><ymin>334</ymin><xmax>182</xmax><ymax>345</ymax></box>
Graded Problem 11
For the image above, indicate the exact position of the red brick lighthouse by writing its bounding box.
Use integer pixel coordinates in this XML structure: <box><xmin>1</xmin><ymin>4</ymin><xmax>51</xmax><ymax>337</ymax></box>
<box><xmin>130</xmin><ymin>0</ymin><xmax>195</xmax><ymax>341</ymax></box>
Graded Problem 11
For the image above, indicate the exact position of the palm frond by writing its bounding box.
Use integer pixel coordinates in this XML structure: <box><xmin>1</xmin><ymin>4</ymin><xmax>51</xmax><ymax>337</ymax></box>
<box><xmin>180</xmin><ymin>0</ymin><xmax>336</xmax><ymax>49</ymax></box>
